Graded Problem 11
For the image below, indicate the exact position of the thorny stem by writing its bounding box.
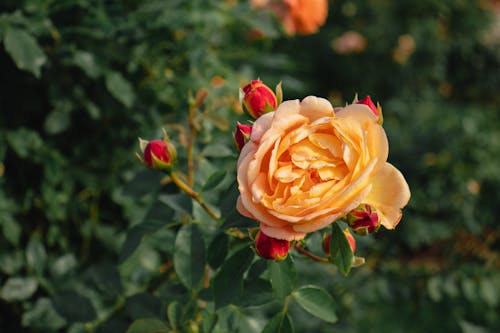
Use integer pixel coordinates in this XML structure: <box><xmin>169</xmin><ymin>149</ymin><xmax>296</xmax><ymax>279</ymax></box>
<box><xmin>186</xmin><ymin>104</ymin><xmax>197</xmax><ymax>186</ymax></box>
<box><xmin>294</xmin><ymin>243</ymin><xmax>329</xmax><ymax>263</ymax></box>
<box><xmin>170</xmin><ymin>172</ymin><xmax>220</xmax><ymax>223</ymax></box>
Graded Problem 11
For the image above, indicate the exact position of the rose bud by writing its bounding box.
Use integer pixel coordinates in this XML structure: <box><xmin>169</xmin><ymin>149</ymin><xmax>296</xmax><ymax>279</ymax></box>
<box><xmin>254</xmin><ymin>230</ymin><xmax>290</xmax><ymax>261</ymax></box>
<box><xmin>322</xmin><ymin>229</ymin><xmax>356</xmax><ymax>255</ymax></box>
<box><xmin>346</xmin><ymin>204</ymin><xmax>380</xmax><ymax>236</ymax></box>
<box><xmin>239</xmin><ymin>80</ymin><xmax>278</xmax><ymax>119</ymax></box>
<box><xmin>356</xmin><ymin>95</ymin><xmax>383</xmax><ymax>124</ymax></box>
<box><xmin>138</xmin><ymin>131</ymin><xmax>177</xmax><ymax>172</ymax></box>
<box><xmin>233</xmin><ymin>122</ymin><xmax>252</xmax><ymax>152</ymax></box>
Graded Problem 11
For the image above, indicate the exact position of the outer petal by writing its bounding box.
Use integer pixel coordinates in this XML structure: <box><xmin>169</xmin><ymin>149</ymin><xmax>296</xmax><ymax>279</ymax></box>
<box><xmin>364</xmin><ymin>163</ymin><xmax>411</xmax><ymax>229</ymax></box>
<box><xmin>260</xmin><ymin>223</ymin><xmax>307</xmax><ymax>241</ymax></box>
<box><xmin>299</xmin><ymin>96</ymin><xmax>334</xmax><ymax>122</ymax></box>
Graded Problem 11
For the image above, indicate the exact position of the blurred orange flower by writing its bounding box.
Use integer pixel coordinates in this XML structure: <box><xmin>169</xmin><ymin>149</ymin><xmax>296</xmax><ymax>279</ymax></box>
<box><xmin>252</xmin><ymin>0</ymin><xmax>328</xmax><ymax>35</ymax></box>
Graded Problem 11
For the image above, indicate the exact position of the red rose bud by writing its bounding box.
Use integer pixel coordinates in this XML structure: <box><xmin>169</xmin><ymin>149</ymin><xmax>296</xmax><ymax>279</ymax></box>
<box><xmin>233</xmin><ymin>122</ymin><xmax>252</xmax><ymax>152</ymax></box>
<box><xmin>255</xmin><ymin>230</ymin><xmax>290</xmax><ymax>261</ymax></box>
<box><xmin>240</xmin><ymin>80</ymin><xmax>278</xmax><ymax>119</ymax></box>
<box><xmin>138</xmin><ymin>133</ymin><xmax>177</xmax><ymax>171</ymax></box>
<box><xmin>357</xmin><ymin>95</ymin><xmax>383</xmax><ymax>124</ymax></box>
<box><xmin>346</xmin><ymin>204</ymin><xmax>380</xmax><ymax>236</ymax></box>
<box><xmin>322</xmin><ymin>230</ymin><xmax>356</xmax><ymax>255</ymax></box>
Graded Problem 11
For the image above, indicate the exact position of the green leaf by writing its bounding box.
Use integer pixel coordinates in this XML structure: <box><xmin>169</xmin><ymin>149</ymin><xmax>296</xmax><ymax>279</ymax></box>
<box><xmin>174</xmin><ymin>224</ymin><xmax>206</xmax><ymax>289</ymax></box>
<box><xmin>44</xmin><ymin>110</ymin><xmax>71</xmax><ymax>134</ymax></box>
<box><xmin>167</xmin><ymin>301</ymin><xmax>181</xmax><ymax>330</ymax></box>
<box><xmin>4</xmin><ymin>27</ymin><xmax>46</xmax><ymax>77</ymax></box>
<box><xmin>201</xmin><ymin>144</ymin><xmax>233</xmax><ymax>157</ymax></box>
<box><xmin>72</xmin><ymin>50</ymin><xmax>100</xmax><ymax>78</ymax></box>
<box><xmin>200</xmin><ymin>309</ymin><xmax>218</xmax><ymax>333</ymax></box>
<box><xmin>214</xmin><ymin>246</ymin><xmax>254</xmax><ymax>309</ymax></box>
<box><xmin>22</xmin><ymin>297</ymin><xmax>66</xmax><ymax>330</ymax></box>
<box><xmin>261</xmin><ymin>312</ymin><xmax>293</xmax><ymax>333</ymax></box>
<box><xmin>6</xmin><ymin>127</ymin><xmax>43</xmax><ymax>159</ymax></box>
<box><xmin>125</xmin><ymin>293</ymin><xmax>162</xmax><ymax>319</ymax></box>
<box><xmin>52</xmin><ymin>292</ymin><xmax>97</xmax><ymax>322</ymax></box>
<box><xmin>268</xmin><ymin>256</ymin><xmax>296</xmax><ymax>301</ymax></box>
<box><xmin>159</xmin><ymin>193</ymin><xmax>193</xmax><ymax>216</ymax></box>
<box><xmin>126</xmin><ymin>318</ymin><xmax>168</xmax><ymax>333</ymax></box>
<box><xmin>105</xmin><ymin>71</ymin><xmax>135</xmax><ymax>108</ymax></box>
<box><xmin>292</xmin><ymin>286</ymin><xmax>337</xmax><ymax>323</ymax></box>
<box><xmin>329</xmin><ymin>222</ymin><xmax>354</xmax><ymax>276</ymax></box>
<box><xmin>207</xmin><ymin>232</ymin><xmax>229</xmax><ymax>270</ymax></box>
<box><xmin>50</xmin><ymin>253</ymin><xmax>78</xmax><ymax>278</ymax></box>
<box><xmin>240</xmin><ymin>278</ymin><xmax>274</xmax><ymax>307</ymax></box>
<box><xmin>26</xmin><ymin>235</ymin><xmax>47</xmax><ymax>275</ymax></box>
<box><xmin>1</xmin><ymin>215</ymin><xmax>21</xmax><ymax>246</ymax></box>
<box><xmin>202</xmin><ymin>170</ymin><xmax>227</xmax><ymax>191</ymax></box>
<box><xmin>0</xmin><ymin>277</ymin><xmax>38</xmax><ymax>301</ymax></box>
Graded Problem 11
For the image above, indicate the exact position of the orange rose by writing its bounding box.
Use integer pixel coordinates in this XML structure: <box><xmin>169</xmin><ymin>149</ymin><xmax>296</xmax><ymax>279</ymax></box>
<box><xmin>252</xmin><ymin>0</ymin><xmax>328</xmax><ymax>35</ymax></box>
<box><xmin>237</xmin><ymin>96</ymin><xmax>410</xmax><ymax>240</ymax></box>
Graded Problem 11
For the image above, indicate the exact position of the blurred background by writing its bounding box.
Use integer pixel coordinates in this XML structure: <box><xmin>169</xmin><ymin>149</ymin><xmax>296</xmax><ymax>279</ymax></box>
<box><xmin>0</xmin><ymin>0</ymin><xmax>499</xmax><ymax>332</ymax></box>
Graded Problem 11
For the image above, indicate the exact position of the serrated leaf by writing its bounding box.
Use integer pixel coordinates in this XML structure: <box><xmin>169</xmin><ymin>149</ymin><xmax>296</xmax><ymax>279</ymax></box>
<box><xmin>329</xmin><ymin>222</ymin><xmax>354</xmax><ymax>275</ymax></box>
<box><xmin>214</xmin><ymin>246</ymin><xmax>254</xmax><ymax>309</ymax></box>
<box><xmin>52</xmin><ymin>292</ymin><xmax>97</xmax><ymax>322</ymax></box>
<box><xmin>268</xmin><ymin>256</ymin><xmax>296</xmax><ymax>301</ymax></box>
<box><xmin>293</xmin><ymin>286</ymin><xmax>337</xmax><ymax>323</ymax></box>
<box><xmin>0</xmin><ymin>277</ymin><xmax>38</xmax><ymax>301</ymax></box>
<box><xmin>159</xmin><ymin>193</ymin><xmax>193</xmax><ymax>216</ymax></box>
<box><xmin>4</xmin><ymin>27</ymin><xmax>46</xmax><ymax>77</ymax></box>
<box><xmin>202</xmin><ymin>170</ymin><xmax>227</xmax><ymax>191</ymax></box>
<box><xmin>174</xmin><ymin>224</ymin><xmax>206</xmax><ymax>289</ymax></box>
<box><xmin>126</xmin><ymin>318</ymin><xmax>168</xmax><ymax>333</ymax></box>
<box><xmin>105</xmin><ymin>71</ymin><xmax>135</xmax><ymax>108</ymax></box>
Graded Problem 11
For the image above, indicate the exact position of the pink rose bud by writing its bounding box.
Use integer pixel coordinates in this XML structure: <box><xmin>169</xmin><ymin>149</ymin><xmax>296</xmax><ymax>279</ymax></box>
<box><xmin>138</xmin><ymin>131</ymin><xmax>177</xmax><ymax>172</ymax></box>
<box><xmin>233</xmin><ymin>122</ymin><xmax>252</xmax><ymax>152</ymax></box>
<box><xmin>254</xmin><ymin>230</ymin><xmax>290</xmax><ymax>261</ymax></box>
<box><xmin>346</xmin><ymin>204</ymin><xmax>380</xmax><ymax>236</ymax></box>
<box><xmin>240</xmin><ymin>80</ymin><xmax>278</xmax><ymax>119</ymax></box>
<box><xmin>322</xmin><ymin>229</ymin><xmax>356</xmax><ymax>255</ymax></box>
<box><xmin>357</xmin><ymin>95</ymin><xmax>383</xmax><ymax>124</ymax></box>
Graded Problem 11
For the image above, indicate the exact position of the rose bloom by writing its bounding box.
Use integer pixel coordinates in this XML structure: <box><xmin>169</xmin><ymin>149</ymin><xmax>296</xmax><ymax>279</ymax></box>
<box><xmin>237</xmin><ymin>96</ymin><xmax>410</xmax><ymax>240</ymax></box>
<box><xmin>252</xmin><ymin>0</ymin><xmax>328</xmax><ymax>35</ymax></box>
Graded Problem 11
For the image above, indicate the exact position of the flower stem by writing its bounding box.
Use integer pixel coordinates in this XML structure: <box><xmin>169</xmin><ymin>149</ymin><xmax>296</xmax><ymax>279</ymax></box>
<box><xmin>187</xmin><ymin>104</ymin><xmax>197</xmax><ymax>186</ymax></box>
<box><xmin>170</xmin><ymin>172</ymin><xmax>220</xmax><ymax>223</ymax></box>
<box><xmin>294</xmin><ymin>243</ymin><xmax>329</xmax><ymax>263</ymax></box>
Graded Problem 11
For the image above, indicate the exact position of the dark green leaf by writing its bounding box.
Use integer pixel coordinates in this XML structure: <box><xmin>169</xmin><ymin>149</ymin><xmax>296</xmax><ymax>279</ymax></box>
<box><xmin>72</xmin><ymin>50</ymin><xmax>100</xmax><ymax>78</ymax></box>
<box><xmin>52</xmin><ymin>292</ymin><xmax>97</xmax><ymax>322</ymax></box>
<box><xmin>6</xmin><ymin>128</ymin><xmax>43</xmax><ymax>159</ymax></box>
<box><xmin>261</xmin><ymin>312</ymin><xmax>293</xmax><ymax>333</ymax></box>
<box><xmin>4</xmin><ymin>27</ymin><xmax>46</xmax><ymax>77</ymax></box>
<box><xmin>159</xmin><ymin>193</ymin><xmax>193</xmax><ymax>216</ymax></box>
<box><xmin>329</xmin><ymin>222</ymin><xmax>354</xmax><ymax>276</ymax></box>
<box><xmin>201</xmin><ymin>144</ymin><xmax>233</xmax><ymax>157</ymax></box>
<box><xmin>268</xmin><ymin>256</ymin><xmax>296</xmax><ymax>301</ymax></box>
<box><xmin>202</xmin><ymin>170</ymin><xmax>227</xmax><ymax>191</ymax></box>
<box><xmin>26</xmin><ymin>235</ymin><xmax>47</xmax><ymax>275</ymax></box>
<box><xmin>125</xmin><ymin>293</ymin><xmax>162</xmax><ymax>319</ymax></box>
<box><xmin>293</xmin><ymin>286</ymin><xmax>337</xmax><ymax>323</ymax></box>
<box><xmin>126</xmin><ymin>318</ymin><xmax>168</xmax><ymax>333</ymax></box>
<box><xmin>214</xmin><ymin>246</ymin><xmax>254</xmax><ymax>309</ymax></box>
<box><xmin>105</xmin><ymin>71</ymin><xmax>135</xmax><ymax>108</ymax></box>
<box><xmin>44</xmin><ymin>110</ymin><xmax>71</xmax><ymax>134</ymax></box>
<box><xmin>88</xmin><ymin>263</ymin><xmax>123</xmax><ymax>297</ymax></box>
<box><xmin>240</xmin><ymin>278</ymin><xmax>273</xmax><ymax>307</ymax></box>
<box><xmin>50</xmin><ymin>253</ymin><xmax>78</xmax><ymax>277</ymax></box>
<box><xmin>0</xmin><ymin>277</ymin><xmax>38</xmax><ymax>301</ymax></box>
<box><xmin>174</xmin><ymin>224</ymin><xmax>206</xmax><ymax>289</ymax></box>
<box><xmin>22</xmin><ymin>297</ymin><xmax>66</xmax><ymax>330</ymax></box>
<box><xmin>200</xmin><ymin>310</ymin><xmax>218</xmax><ymax>333</ymax></box>
<box><xmin>207</xmin><ymin>232</ymin><xmax>229</xmax><ymax>270</ymax></box>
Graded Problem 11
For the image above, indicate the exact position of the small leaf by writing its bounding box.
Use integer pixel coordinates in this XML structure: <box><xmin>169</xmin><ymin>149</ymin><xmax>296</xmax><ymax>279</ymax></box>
<box><xmin>4</xmin><ymin>27</ymin><xmax>46</xmax><ymax>77</ymax></box>
<box><xmin>26</xmin><ymin>236</ymin><xmax>47</xmax><ymax>275</ymax></box>
<box><xmin>329</xmin><ymin>222</ymin><xmax>354</xmax><ymax>276</ymax></box>
<box><xmin>22</xmin><ymin>297</ymin><xmax>66</xmax><ymax>330</ymax></box>
<box><xmin>105</xmin><ymin>71</ymin><xmax>135</xmax><ymax>108</ymax></box>
<box><xmin>268</xmin><ymin>256</ymin><xmax>296</xmax><ymax>301</ymax></box>
<box><xmin>201</xmin><ymin>144</ymin><xmax>233</xmax><ymax>157</ymax></box>
<box><xmin>44</xmin><ymin>110</ymin><xmax>71</xmax><ymax>134</ymax></box>
<box><xmin>174</xmin><ymin>224</ymin><xmax>206</xmax><ymax>289</ymax></box>
<box><xmin>202</xmin><ymin>170</ymin><xmax>227</xmax><ymax>191</ymax></box>
<box><xmin>167</xmin><ymin>301</ymin><xmax>181</xmax><ymax>330</ymax></box>
<box><xmin>159</xmin><ymin>193</ymin><xmax>193</xmax><ymax>216</ymax></box>
<box><xmin>72</xmin><ymin>50</ymin><xmax>100</xmax><ymax>78</ymax></box>
<box><xmin>293</xmin><ymin>286</ymin><xmax>337</xmax><ymax>323</ymax></box>
<box><xmin>1</xmin><ymin>277</ymin><xmax>38</xmax><ymax>301</ymax></box>
<box><xmin>52</xmin><ymin>292</ymin><xmax>97</xmax><ymax>322</ymax></box>
<box><xmin>126</xmin><ymin>318</ymin><xmax>168</xmax><ymax>333</ymax></box>
<box><xmin>214</xmin><ymin>246</ymin><xmax>254</xmax><ymax>309</ymax></box>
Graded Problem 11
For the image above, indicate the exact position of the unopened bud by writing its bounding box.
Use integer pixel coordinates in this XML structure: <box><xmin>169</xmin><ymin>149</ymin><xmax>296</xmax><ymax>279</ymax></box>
<box><xmin>138</xmin><ymin>131</ymin><xmax>177</xmax><ymax>171</ymax></box>
<box><xmin>356</xmin><ymin>95</ymin><xmax>383</xmax><ymax>124</ymax></box>
<box><xmin>322</xmin><ymin>229</ymin><xmax>356</xmax><ymax>255</ymax></box>
<box><xmin>346</xmin><ymin>204</ymin><xmax>380</xmax><ymax>236</ymax></box>
<box><xmin>239</xmin><ymin>80</ymin><xmax>278</xmax><ymax>119</ymax></box>
<box><xmin>233</xmin><ymin>123</ymin><xmax>252</xmax><ymax>152</ymax></box>
<box><xmin>255</xmin><ymin>230</ymin><xmax>290</xmax><ymax>261</ymax></box>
